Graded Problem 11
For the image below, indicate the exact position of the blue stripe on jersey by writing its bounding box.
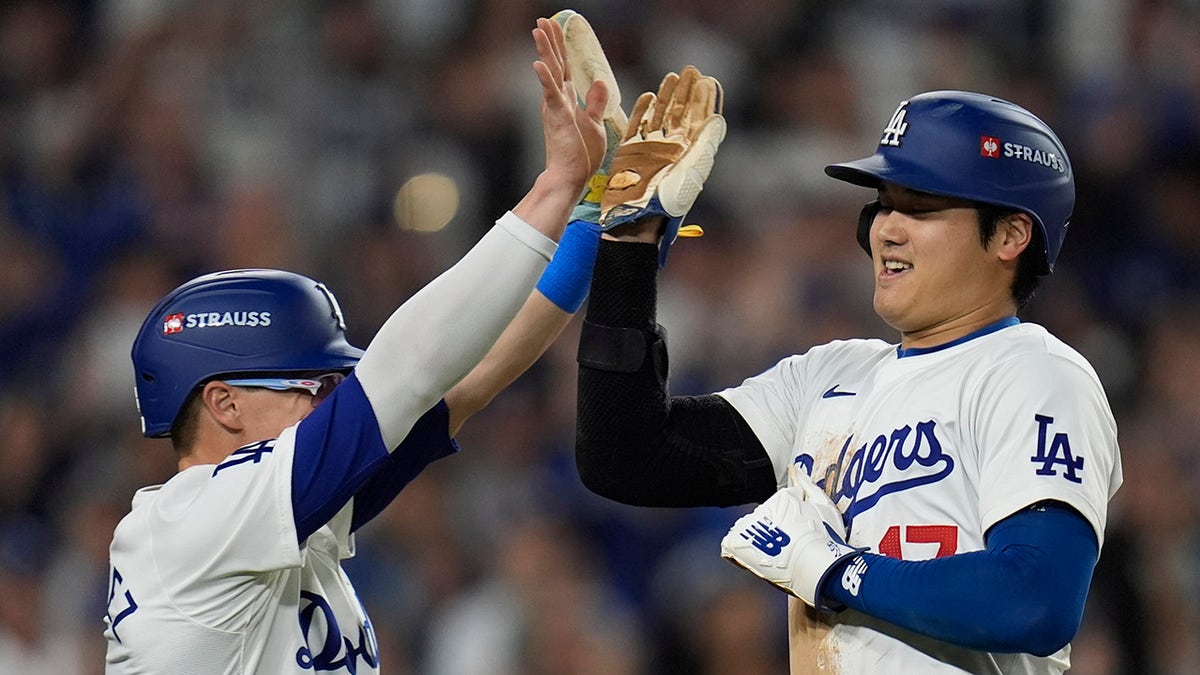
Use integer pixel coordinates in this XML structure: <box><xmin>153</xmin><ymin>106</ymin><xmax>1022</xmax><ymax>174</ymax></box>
<box><xmin>349</xmin><ymin>400</ymin><xmax>458</xmax><ymax>532</ymax></box>
<box><xmin>895</xmin><ymin>316</ymin><xmax>1020</xmax><ymax>358</ymax></box>
<box><xmin>824</xmin><ymin>502</ymin><xmax>1097</xmax><ymax>656</ymax></box>
<box><xmin>291</xmin><ymin>372</ymin><xmax>454</xmax><ymax>541</ymax></box>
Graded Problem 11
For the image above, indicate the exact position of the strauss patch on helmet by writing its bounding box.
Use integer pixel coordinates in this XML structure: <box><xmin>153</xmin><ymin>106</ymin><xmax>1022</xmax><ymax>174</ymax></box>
<box><xmin>163</xmin><ymin>311</ymin><xmax>273</xmax><ymax>334</ymax></box>
<box><xmin>1001</xmin><ymin>141</ymin><xmax>1067</xmax><ymax>173</ymax></box>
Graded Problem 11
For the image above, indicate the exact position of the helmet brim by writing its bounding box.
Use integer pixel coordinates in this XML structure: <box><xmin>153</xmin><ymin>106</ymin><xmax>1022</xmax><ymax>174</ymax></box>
<box><xmin>826</xmin><ymin>154</ymin><xmax>953</xmax><ymax>196</ymax></box>
<box><xmin>825</xmin><ymin>158</ymin><xmax>887</xmax><ymax>189</ymax></box>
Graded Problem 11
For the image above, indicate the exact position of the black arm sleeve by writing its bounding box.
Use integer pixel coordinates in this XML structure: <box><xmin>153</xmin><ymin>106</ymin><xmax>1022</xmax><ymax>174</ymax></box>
<box><xmin>575</xmin><ymin>240</ymin><xmax>777</xmax><ymax>508</ymax></box>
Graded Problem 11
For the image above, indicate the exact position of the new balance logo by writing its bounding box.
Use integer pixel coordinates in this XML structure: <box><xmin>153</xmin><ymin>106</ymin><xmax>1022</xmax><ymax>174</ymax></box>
<box><xmin>841</xmin><ymin>556</ymin><xmax>868</xmax><ymax>596</ymax></box>
<box><xmin>822</xmin><ymin>385</ymin><xmax>856</xmax><ymax>398</ymax></box>
<box><xmin>880</xmin><ymin>101</ymin><xmax>910</xmax><ymax>147</ymax></box>
<box><xmin>740</xmin><ymin>518</ymin><xmax>791</xmax><ymax>556</ymax></box>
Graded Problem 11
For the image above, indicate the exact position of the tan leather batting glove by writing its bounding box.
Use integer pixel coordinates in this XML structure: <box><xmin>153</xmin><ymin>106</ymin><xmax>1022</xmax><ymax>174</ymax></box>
<box><xmin>600</xmin><ymin>65</ymin><xmax>727</xmax><ymax>266</ymax></box>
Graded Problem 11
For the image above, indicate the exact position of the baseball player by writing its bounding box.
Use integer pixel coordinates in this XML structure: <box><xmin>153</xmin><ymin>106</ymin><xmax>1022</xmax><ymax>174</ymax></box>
<box><xmin>103</xmin><ymin>17</ymin><xmax>610</xmax><ymax>674</ymax></box>
<box><xmin>573</xmin><ymin>73</ymin><xmax>1122</xmax><ymax>673</ymax></box>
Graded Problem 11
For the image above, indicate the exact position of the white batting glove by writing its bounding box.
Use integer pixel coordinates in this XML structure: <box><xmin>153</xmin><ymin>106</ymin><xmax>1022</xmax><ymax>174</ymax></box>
<box><xmin>720</xmin><ymin>470</ymin><xmax>863</xmax><ymax>608</ymax></box>
<box><xmin>600</xmin><ymin>65</ymin><xmax>726</xmax><ymax>266</ymax></box>
<box><xmin>552</xmin><ymin>9</ymin><xmax>628</xmax><ymax>226</ymax></box>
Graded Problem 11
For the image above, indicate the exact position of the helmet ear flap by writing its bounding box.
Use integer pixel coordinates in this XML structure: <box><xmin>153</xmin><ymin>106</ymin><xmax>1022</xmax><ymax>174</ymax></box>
<box><xmin>857</xmin><ymin>200</ymin><xmax>880</xmax><ymax>257</ymax></box>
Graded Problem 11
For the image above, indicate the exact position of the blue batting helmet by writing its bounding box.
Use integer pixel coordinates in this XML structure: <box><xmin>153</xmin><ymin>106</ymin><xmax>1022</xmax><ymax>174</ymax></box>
<box><xmin>131</xmin><ymin>269</ymin><xmax>364</xmax><ymax>438</ymax></box>
<box><xmin>825</xmin><ymin>90</ymin><xmax>1074</xmax><ymax>274</ymax></box>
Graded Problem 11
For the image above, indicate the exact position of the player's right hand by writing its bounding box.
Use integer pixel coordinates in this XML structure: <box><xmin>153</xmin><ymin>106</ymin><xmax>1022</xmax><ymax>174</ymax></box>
<box><xmin>719</xmin><ymin>471</ymin><xmax>863</xmax><ymax>608</ymax></box>
<box><xmin>531</xmin><ymin>17</ymin><xmax>608</xmax><ymax>200</ymax></box>
<box><xmin>599</xmin><ymin>65</ymin><xmax>726</xmax><ymax>266</ymax></box>
<box><xmin>552</xmin><ymin>9</ymin><xmax>627</xmax><ymax>226</ymax></box>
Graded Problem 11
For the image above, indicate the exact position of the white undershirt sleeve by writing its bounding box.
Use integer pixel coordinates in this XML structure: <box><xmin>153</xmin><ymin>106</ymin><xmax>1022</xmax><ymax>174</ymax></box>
<box><xmin>355</xmin><ymin>212</ymin><xmax>556</xmax><ymax>449</ymax></box>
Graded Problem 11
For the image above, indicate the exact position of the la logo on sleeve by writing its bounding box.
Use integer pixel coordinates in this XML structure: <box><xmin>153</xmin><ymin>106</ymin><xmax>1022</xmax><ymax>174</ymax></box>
<box><xmin>1031</xmin><ymin>414</ymin><xmax>1083</xmax><ymax>483</ymax></box>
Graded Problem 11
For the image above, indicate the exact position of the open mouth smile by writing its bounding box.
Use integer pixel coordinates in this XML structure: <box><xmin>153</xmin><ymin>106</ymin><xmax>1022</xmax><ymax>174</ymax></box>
<box><xmin>881</xmin><ymin>259</ymin><xmax>912</xmax><ymax>279</ymax></box>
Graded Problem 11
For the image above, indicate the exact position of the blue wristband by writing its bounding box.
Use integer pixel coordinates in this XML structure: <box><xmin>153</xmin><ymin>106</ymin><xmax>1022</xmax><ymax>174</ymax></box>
<box><xmin>536</xmin><ymin>219</ymin><xmax>601</xmax><ymax>312</ymax></box>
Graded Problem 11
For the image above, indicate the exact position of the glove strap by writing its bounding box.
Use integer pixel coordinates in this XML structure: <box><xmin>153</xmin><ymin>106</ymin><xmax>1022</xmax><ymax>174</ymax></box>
<box><xmin>578</xmin><ymin>322</ymin><xmax>667</xmax><ymax>374</ymax></box>
<box><xmin>814</xmin><ymin>537</ymin><xmax>867</xmax><ymax>610</ymax></box>
<box><xmin>597</xmin><ymin>197</ymin><xmax>684</xmax><ymax>268</ymax></box>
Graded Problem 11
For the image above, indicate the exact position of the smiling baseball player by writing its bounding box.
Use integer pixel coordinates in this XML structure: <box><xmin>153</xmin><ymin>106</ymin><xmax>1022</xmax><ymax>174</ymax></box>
<box><xmin>573</xmin><ymin>81</ymin><xmax>1122</xmax><ymax>673</ymax></box>
<box><xmin>103</xmin><ymin>17</ymin><xmax>609</xmax><ymax>674</ymax></box>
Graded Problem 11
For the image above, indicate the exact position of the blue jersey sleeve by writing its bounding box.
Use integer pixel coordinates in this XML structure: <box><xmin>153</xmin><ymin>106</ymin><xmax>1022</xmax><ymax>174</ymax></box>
<box><xmin>348</xmin><ymin>400</ymin><xmax>458</xmax><ymax>532</ymax></box>
<box><xmin>823</xmin><ymin>502</ymin><xmax>1098</xmax><ymax>656</ymax></box>
<box><xmin>290</xmin><ymin>373</ymin><xmax>456</xmax><ymax>541</ymax></box>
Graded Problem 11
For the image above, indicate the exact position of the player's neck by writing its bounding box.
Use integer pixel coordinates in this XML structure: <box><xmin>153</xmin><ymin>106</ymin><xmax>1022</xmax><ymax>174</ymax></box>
<box><xmin>900</xmin><ymin>307</ymin><xmax>1017</xmax><ymax>351</ymax></box>
<box><xmin>177</xmin><ymin>447</ymin><xmax>226</xmax><ymax>471</ymax></box>
<box><xmin>176</xmin><ymin>434</ymin><xmax>244</xmax><ymax>471</ymax></box>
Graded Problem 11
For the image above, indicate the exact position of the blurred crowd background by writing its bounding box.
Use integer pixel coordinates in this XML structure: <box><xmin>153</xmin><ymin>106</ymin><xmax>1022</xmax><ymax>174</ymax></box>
<box><xmin>0</xmin><ymin>0</ymin><xmax>1197</xmax><ymax>673</ymax></box>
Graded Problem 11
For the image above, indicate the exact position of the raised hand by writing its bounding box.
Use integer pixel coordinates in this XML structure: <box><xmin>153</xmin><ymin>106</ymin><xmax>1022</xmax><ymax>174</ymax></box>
<box><xmin>551</xmin><ymin>9</ymin><xmax>628</xmax><ymax>226</ymax></box>
<box><xmin>531</xmin><ymin>16</ymin><xmax>609</xmax><ymax>200</ymax></box>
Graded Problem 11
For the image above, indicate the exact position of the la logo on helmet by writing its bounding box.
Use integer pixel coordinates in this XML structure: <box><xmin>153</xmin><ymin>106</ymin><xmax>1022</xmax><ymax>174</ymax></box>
<box><xmin>880</xmin><ymin>101</ymin><xmax>910</xmax><ymax>147</ymax></box>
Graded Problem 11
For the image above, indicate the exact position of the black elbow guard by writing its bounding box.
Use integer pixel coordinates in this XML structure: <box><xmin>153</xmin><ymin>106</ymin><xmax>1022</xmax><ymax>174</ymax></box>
<box><xmin>578</xmin><ymin>321</ymin><xmax>668</xmax><ymax>377</ymax></box>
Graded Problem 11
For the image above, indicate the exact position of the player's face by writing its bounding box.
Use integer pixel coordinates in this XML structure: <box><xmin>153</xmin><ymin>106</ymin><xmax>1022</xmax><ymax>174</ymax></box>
<box><xmin>232</xmin><ymin>387</ymin><xmax>320</xmax><ymax>440</ymax></box>
<box><xmin>225</xmin><ymin>373</ymin><xmax>343</xmax><ymax>441</ymax></box>
<box><xmin>868</xmin><ymin>184</ymin><xmax>1013</xmax><ymax>346</ymax></box>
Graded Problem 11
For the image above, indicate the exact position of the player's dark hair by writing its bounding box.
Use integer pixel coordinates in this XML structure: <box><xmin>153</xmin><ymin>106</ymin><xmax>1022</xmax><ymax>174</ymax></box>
<box><xmin>976</xmin><ymin>204</ymin><xmax>1042</xmax><ymax>309</ymax></box>
<box><xmin>169</xmin><ymin>388</ymin><xmax>203</xmax><ymax>453</ymax></box>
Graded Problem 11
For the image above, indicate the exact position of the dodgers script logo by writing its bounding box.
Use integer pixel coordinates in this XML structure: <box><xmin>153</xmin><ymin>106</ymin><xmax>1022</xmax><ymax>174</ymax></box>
<box><xmin>797</xmin><ymin>419</ymin><xmax>954</xmax><ymax>526</ymax></box>
<box><xmin>296</xmin><ymin>591</ymin><xmax>379</xmax><ymax>673</ymax></box>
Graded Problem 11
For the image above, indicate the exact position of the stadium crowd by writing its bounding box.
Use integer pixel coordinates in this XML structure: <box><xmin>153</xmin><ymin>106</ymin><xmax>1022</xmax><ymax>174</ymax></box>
<box><xmin>0</xmin><ymin>0</ymin><xmax>1197</xmax><ymax>673</ymax></box>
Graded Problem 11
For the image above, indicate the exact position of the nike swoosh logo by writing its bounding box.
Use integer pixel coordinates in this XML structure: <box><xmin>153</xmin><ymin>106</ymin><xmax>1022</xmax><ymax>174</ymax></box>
<box><xmin>822</xmin><ymin>385</ymin><xmax>856</xmax><ymax>399</ymax></box>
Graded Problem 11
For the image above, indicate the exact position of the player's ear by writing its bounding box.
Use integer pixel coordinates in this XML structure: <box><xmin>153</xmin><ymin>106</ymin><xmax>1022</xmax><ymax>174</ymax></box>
<box><xmin>200</xmin><ymin>380</ymin><xmax>246</xmax><ymax>432</ymax></box>
<box><xmin>994</xmin><ymin>212</ymin><xmax>1034</xmax><ymax>264</ymax></box>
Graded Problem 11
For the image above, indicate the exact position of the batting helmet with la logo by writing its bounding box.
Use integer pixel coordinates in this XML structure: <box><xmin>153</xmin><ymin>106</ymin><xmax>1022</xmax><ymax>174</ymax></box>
<box><xmin>825</xmin><ymin>90</ymin><xmax>1074</xmax><ymax>274</ymax></box>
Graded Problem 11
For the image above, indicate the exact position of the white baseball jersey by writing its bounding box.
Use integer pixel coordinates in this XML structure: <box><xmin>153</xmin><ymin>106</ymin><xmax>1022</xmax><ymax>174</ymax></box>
<box><xmin>104</xmin><ymin>420</ymin><xmax>384</xmax><ymax>674</ymax></box>
<box><xmin>718</xmin><ymin>320</ymin><xmax>1121</xmax><ymax>674</ymax></box>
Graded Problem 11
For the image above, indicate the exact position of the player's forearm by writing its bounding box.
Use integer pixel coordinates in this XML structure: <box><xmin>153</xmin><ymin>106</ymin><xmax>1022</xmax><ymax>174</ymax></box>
<box><xmin>446</xmin><ymin>292</ymin><xmax>572</xmax><ymax>436</ymax></box>
<box><xmin>575</xmin><ymin>239</ymin><xmax>775</xmax><ymax>506</ymax></box>
<box><xmin>824</xmin><ymin>504</ymin><xmax>1097</xmax><ymax>656</ymax></box>
<box><xmin>356</xmin><ymin>212</ymin><xmax>555</xmax><ymax>448</ymax></box>
<box><xmin>445</xmin><ymin>218</ymin><xmax>600</xmax><ymax>435</ymax></box>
